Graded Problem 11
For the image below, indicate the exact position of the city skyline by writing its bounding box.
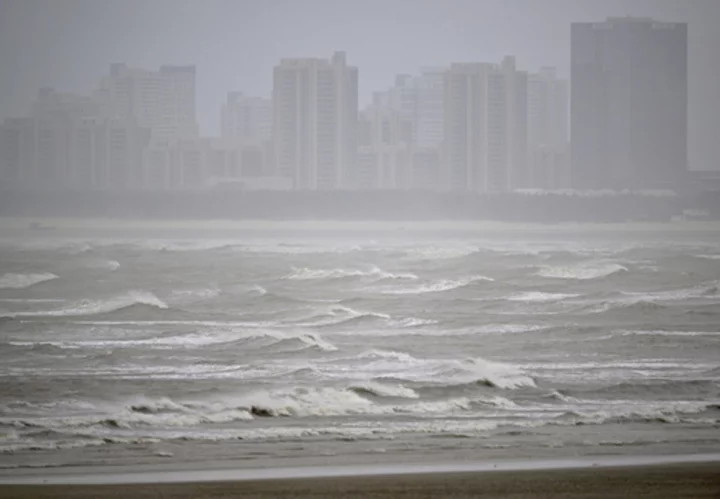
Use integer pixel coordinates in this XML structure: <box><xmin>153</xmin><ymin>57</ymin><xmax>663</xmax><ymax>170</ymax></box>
<box><xmin>0</xmin><ymin>0</ymin><xmax>718</xmax><ymax>172</ymax></box>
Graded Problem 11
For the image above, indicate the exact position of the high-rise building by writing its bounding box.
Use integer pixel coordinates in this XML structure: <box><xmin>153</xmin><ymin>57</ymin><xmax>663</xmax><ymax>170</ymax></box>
<box><xmin>272</xmin><ymin>51</ymin><xmax>358</xmax><ymax>189</ymax></box>
<box><xmin>528</xmin><ymin>67</ymin><xmax>569</xmax><ymax>189</ymax></box>
<box><xmin>501</xmin><ymin>57</ymin><xmax>529</xmax><ymax>190</ymax></box>
<box><xmin>571</xmin><ymin>17</ymin><xmax>687</xmax><ymax>190</ymax></box>
<box><xmin>415</xmin><ymin>67</ymin><xmax>446</xmax><ymax>149</ymax></box>
<box><xmin>221</xmin><ymin>92</ymin><xmax>272</xmax><ymax>143</ymax></box>
<box><xmin>1</xmin><ymin>88</ymin><xmax>150</xmax><ymax>190</ymax></box>
<box><xmin>371</xmin><ymin>68</ymin><xmax>446</xmax><ymax>149</ymax></box>
<box><xmin>96</xmin><ymin>64</ymin><xmax>198</xmax><ymax>141</ymax></box>
<box><xmin>443</xmin><ymin>58</ymin><xmax>527</xmax><ymax>192</ymax></box>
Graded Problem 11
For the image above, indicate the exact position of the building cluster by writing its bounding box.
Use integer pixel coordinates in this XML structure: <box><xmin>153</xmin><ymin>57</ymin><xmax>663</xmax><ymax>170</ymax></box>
<box><xmin>0</xmin><ymin>17</ymin><xmax>687</xmax><ymax>193</ymax></box>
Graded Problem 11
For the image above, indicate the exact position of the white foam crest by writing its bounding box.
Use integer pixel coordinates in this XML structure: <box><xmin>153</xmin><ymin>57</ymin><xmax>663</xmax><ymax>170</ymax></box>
<box><xmin>0</xmin><ymin>298</ymin><xmax>65</xmax><ymax>304</ymax></box>
<box><xmin>388</xmin><ymin>317</ymin><xmax>439</xmax><ymax>328</ymax></box>
<box><xmin>474</xmin><ymin>324</ymin><xmax>548</xmax><ymax>335</ymax></box>
<box><xmin>168</xmin><ymin>287</ymin><xmax>221</xmax><ymax>305</ymax></box>
<box><xmin>620</xmin><ymin>282</ymin><xmax>720</xmax><ymax>302</ymax></box>
<box><xmin>617</xmin><ymin>330</ymin><xmax>719</xmax><ymax>338</ymax></box>
<box><xmin>237</xmin><ymin>387</ymin><xmax>384</xmax><ymax>417</ymax></box>
<box><xmin>403</xmin><ymin>246</ymin><xmax>477</xmax><ymax>261</ymax></box>
<box><xmin>0</xmin><ymin>273</ymin><xmax>58</xmax><ymax>289</ymax></box>
<box><xmin>86</xmin><ymin>259</ymin><xmax>120</xmax><ymax>271</ymax></box>
<box><xmin>536</xmin><ymin>263</ymin><xmax>627</xmax><ymax>280</ymax></box>
<box><xmin>2</xmin><ymin>291</ymin><xmax>168</xmax><ymax>318</ymax></box>
<box><xmin>293</xmin><ymin>332</ymin><xmax>339</xmax><ymax>352</ymax></box>
<box><xmin>9</xmin><ymin>329</ymin><xmax>338</xmax><ymax>352</ymax></box>
<box><xmin>397</xmin><ymin>398</ymin><xmax>473</xmax><ymax>413</ymax></box>
<box><xmin>562</xmin><ymin>401</ymin><xmax>716</xmax><ymax>425</ymax></box>
<box><xmin>508</xmin><ymin>291</ymin><xmax>580</xmax><ymax>302</ymax></box>
<box><xmin>292</xmin><ymin>305</ymin><xmax>390</xmax><ymax>327</ymax></box>
<box><xmin>399</xmin><ymin>357</ymin><xmax>536</xmax><ymax>390</ymax></box>
<box><xmin>349</xmin><ymin>381</ymin><xmax>419</xmax><ymax>399</ymax></box>
<box><xmin>287</xmin><ymin>266</ymin><xmax>417</xmax><ymax>281</ymax></box>
<box><xmin>384</xmin><ymin>275</ymin><xmax>494</xmax><ymax>295</ymax></box>
<box><xmin>357</xmin><ymin>349</ymin><xmax>418</xmax><ymax>363</ymax></box>
<box><xmin>696</xmin><ymin>254</ymin><xmax>720</xmax><ymax>260</ymax></box>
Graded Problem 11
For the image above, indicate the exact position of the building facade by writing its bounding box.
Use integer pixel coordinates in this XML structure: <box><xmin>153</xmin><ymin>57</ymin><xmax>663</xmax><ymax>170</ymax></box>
<box><xmin>96</xmin><ymin>64</ymin><xmax>198</xmax><ymax>142</ymax></box>
<box><xmin>1</xmin><ymin>89</ymin><xmax>150</xmax><ymax>190</ymax></box>
<box><xmin>443</xmin><ymin>58</ymin><xmax>526</xmax><ymax>193</ymax></box>
<box><xmin>528</xmin><ymin>67</ymin><xmax>569</xmax><ymax>189</ymax></box>
<box><xmin>221</xmin><ymin>92</ymin><xmax>272</xmax><ymax>143</ymax></box>
<box><xmin>272</xmin><ymin>51</ymin><xmax>358</xmax><ymax>190</ymax></box>
<box><xmin>571</xmin><ymin>17</ymin><xmax>687</xmax><ymax>190</ymax></box>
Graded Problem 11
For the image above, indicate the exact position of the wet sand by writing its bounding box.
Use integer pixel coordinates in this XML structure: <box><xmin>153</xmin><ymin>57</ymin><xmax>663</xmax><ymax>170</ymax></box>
<box><xmin>2</xmin><ymin>463</ymin><xmax>719</xmax><ymax>499</ymax></box>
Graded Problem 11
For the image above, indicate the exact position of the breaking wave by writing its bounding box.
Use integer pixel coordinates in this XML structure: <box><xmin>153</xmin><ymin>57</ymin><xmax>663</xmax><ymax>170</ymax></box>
<box><xmin>507</xmin><ymin>291</ymin><xmax>581</xmax><ymax>302</ymax></box>
<box><xmin>535</xmin><ymin>263</ymin><xmax>627</xmax><ymax>280</ymax></box>
<box><xmin>8</xmin><ymin>329</ymin><xmax>338</xmax><ymax>352</ymax></box>
<box><xmin>0</xmin><ymin>273</ymin><xmax>58</xmax><ymax>289</ymax></box>
<box><xmin>1</xmin><ymin>291</ymin><xmax>168</xmax><ymax>318</ymax></box>
<box><xmin>287</xmin><ymin>266</ymin><xmax>417</xmax><ymax>281</ymax></box>
<box><xmin>384</xmin><ymin>275</ymin><xmax>494</xmax><ymax>295</ymax></box>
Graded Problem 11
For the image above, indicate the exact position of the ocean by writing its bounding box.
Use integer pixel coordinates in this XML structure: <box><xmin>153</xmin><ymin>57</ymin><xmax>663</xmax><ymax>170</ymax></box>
<box><xmin>1</xmin><ymin>223</ymin><xmax>719</xmax><ymax>470</ymax></box>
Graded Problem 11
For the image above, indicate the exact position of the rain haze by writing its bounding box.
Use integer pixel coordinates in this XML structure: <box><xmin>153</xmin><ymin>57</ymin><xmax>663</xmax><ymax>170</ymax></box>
<box><xmin>1</xmin><ymin>1</ymin><xmax>720</xmax><ymax>497</ymax></box>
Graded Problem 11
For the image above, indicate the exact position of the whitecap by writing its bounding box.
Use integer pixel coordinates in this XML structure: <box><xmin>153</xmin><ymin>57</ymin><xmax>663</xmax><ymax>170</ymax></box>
<box><xmin>2</xmin><ymin>290</ymin><xmax>168</xmax><ymax>318</ymax></box>
<box><xmin>287</xmin><ymin>266</ymin><xmax>417</xmax><ymax>282</ymax></box>
<box><xmin>0</xmin><ymin>273</ymin><xmax>58</xmax><ymax>289</ymax></box>
<box><xmin>507</xmin><ymin>291</ymin><xmax>580</xmax><ymax>302</ymax></box>
<box><xmin>535</xmin><ymin>263</ymin><xmax>627</xmax><ymax>280</ymax></box>
<box><xmin>384</xmin><ymin>275</ymin><xmax>493</xmax><ymax>295</ymax></box>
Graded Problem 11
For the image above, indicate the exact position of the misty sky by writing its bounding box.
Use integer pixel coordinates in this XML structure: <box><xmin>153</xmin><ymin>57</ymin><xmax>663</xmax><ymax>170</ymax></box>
<box><xmin>0</xmin><ymin>0</ymin><xmax>718</xmax><ymax>170</ymax></box>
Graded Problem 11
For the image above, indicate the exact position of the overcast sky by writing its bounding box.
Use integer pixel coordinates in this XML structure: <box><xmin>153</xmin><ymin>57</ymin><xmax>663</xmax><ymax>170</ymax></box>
<box><xmin>0</xmin><ymin>0</ymin><xmax>718</xmax><ymax>169</ymax></box>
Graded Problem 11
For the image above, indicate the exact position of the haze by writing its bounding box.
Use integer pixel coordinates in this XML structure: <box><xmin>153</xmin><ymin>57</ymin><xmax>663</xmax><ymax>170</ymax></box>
<box><xmin>0</xmin><ymin>0</ymin><xmax>718</xmax><ymax>167</ymax></box>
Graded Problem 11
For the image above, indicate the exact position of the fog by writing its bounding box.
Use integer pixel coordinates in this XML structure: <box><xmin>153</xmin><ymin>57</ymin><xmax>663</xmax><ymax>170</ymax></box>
<box><xmin>0</xmin><ymin>0</ymin><xmax>719</xmax><ymax>221</ymax></box>
<box><xmin>3</xmin><ymin>2</ymin><xmax>720</xmax><ymax>492</ymax></box>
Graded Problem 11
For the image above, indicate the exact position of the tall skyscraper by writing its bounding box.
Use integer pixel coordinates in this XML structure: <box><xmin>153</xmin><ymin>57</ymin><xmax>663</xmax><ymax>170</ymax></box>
<box><xmin>96</xmin><ymin>64</ymin><xmax>198</xmax><ymax>141</ymax></box>
<box><xmin>528</xmin><ymin>67</ymin><xmax>569</xmax><ymax>189</ymax></box>
<box><xmin>415</xmin><ymin>67</ymin><xmax>446</xmax><ymax>149</ymax></box>
<box><xmin>221</xmin><ymin>92</ymin><xmax>272</xmax><ymax>143</ymax></box>
<box><xmin>272</xmin><ymin>51</ymin><xmax>358</xmax><ymax>190</ymax></box>
<box><xmin>571</xmin><ymin>17</ymin><xmax>687</xmax><ymax>190</ymax></box>
<box><xmin>1</xmin><ymin>88</ymin><xmax>150</xmax><ymax>190</ymax></box>
<box><xmin>443</xmin><ymin>58</ymin><xmax>527</xmax><ymax>193</ymax></box>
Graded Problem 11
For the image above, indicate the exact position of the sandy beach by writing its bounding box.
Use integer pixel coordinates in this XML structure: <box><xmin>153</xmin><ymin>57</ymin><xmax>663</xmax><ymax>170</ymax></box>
<box><xmin>1</xmin><ymin>462</ymin><xmax>719</xmax><ymax>498</ymax></box>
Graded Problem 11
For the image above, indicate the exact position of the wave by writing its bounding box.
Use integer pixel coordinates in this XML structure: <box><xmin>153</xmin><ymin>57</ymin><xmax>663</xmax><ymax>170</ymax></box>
<box><xmin>402</xmin><ymin>246</ymin><xmax>478</xmax><ymax>261</ymax></box>
<box><xmin>86</xmin><ymin>259</ymin><xmax>120</xmax><ymax>271</ymax></box>
<box><xmin>354</xmin><ymin>351</ymin><xmax>535</xmax><ymax>390</ymax></box>
<box><xmin>0</xmin><ymin>273</ymin><xmax>58</xmax><ymax>289</ymax></box>
<box><xmin>615</xmin><ymin>330</ymin><xmax>719</xmax><ymax>339</ymax></box>
<box><xmin>535</xmin><ymin>263</ymin><xmax>627</xmax><ymax>280</ymax></box>
<box><xmin>348</xmin><ymin>381</ymin><xmax>419</xmax><ymax>399</ymax></box>
<box><xmin>695</xmin><ymin>254</ymin><xmax>720</xmax><ymax>260</ymax></box>
<box><xmin>507</xmin><ymin>291</ymin><xmax>580</xmax><ymax>303</ymax></box>
<box><xmin>1</xmin><ymin>291</ymin><xmax>168</xmax><ymax>319</ymax></box>
<box><xmin>355</xmin><ymin>349</ymin><xmax>418</xmax><ymax>363</ymax></box>
<box><xmin>8</xmin><ymin>329</ymin><xmax>338</xmax><ymax>352</ymax></box>
<box><xmin>557</xmin><ymin>402</ymin><xmax>718</xmax><ymax>426</ymax></box>
<box><xmin>561</xmin><ymin>379</ymin><xmax>720</xmax><ymax>399</ymax></box>
<box><xmin>384</xmin><ymin>275</ymin><xmax>494</xmax><ymax>295</ymax></box>
<box><xmin>618</xmin><ymin>282</ymin><xmax>720</xmax><ymax>303</ymax></box>
<box><xmin>290</xmin><ymin>305</ymin><xmax>390</xmax><ymax>328</ymax></box>
<box><xmin>287</xmin><ymin>266</ymin><xmax>417</xmax><ymax>282</ymax></box>
<box><xmin>168</xmin><ymin>286</ymin><xmax>222</xmax><ymax>305</ymax></box>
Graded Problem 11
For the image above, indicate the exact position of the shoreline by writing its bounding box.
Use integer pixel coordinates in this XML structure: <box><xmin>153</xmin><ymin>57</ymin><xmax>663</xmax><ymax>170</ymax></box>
<box><xmin>1</xmin><ymin>460</ymin><xmax>718</xmax><ymax>499</ymax></box>
<box><xmin>2</xmin><ymin>453</ymin><xmax>719</xmax><ymax>485</ymax></box>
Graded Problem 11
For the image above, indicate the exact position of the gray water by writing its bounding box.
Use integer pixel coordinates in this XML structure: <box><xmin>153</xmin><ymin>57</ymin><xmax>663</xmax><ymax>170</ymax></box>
<box><xmin>1</xmin><ymin>225</ymin><xmax>719</xmax><ymax>470</ymax></box>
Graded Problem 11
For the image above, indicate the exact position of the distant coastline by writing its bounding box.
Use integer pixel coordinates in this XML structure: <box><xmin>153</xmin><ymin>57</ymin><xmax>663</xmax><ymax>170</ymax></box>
<box><xmin>1</xmin><ymin>189</ymin><xmax>718</xmax><ymax>225</ymax></box>
<box><xmin>2</xmin><ymin>216</ymin><xmax>720</xmax><ymax>236</ymax></box>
